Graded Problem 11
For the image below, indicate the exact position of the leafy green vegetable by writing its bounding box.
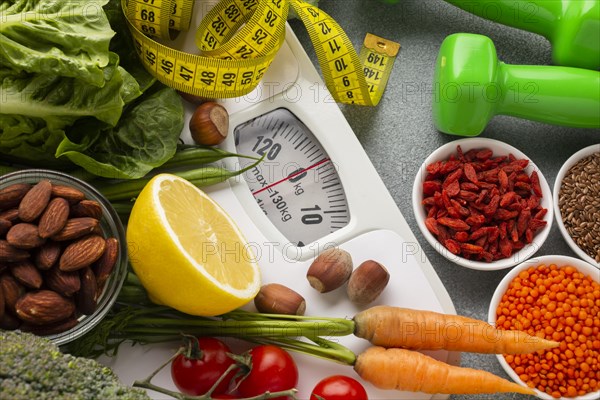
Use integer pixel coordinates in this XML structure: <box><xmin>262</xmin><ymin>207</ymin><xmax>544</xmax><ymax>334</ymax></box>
<box><xmin>0</xmin><ymin>0</ymin><xmax>184</xmax><ymax>178</ymax></box>
<box><xmin>56</xmin><ymin>87</ymin><xmax>184</xmax><ymax>179</ymax></box>
<box><xmin>0</xmin><ymin>0</ymin><xmax>114</xmax><ymax>86</ymax></box>
<box><xmin>0</xmin><ymin>54</ymin><xmax>130</xmax><ymax>129</ymax></box>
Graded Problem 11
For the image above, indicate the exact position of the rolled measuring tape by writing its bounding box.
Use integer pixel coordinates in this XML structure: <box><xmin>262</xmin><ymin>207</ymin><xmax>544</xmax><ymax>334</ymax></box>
<box><xmin>123</xmin><ymin>0</ymin><xmax>400</xmax><ymax>106</ymax></box>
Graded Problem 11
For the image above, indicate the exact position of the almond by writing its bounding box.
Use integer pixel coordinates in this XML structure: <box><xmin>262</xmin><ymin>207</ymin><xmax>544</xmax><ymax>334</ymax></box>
<box><xmin>0</xmin><ymin>274</ymin><xmax>25</xmax><ymax>313</ymax></box>
<box><xmin>254</xmin><ymin>283</ymin><xmax>306</xmax><ymax>315</ymax></box>
<box><xmin>71</xmin><ymin>200</ymin><xmax>103</xmax><ymax>219</ymax></box>
<box><xmin>15</xmin><ymin>290</ymin><xmax>75</xmax><ymax>325</ymax></box>
<box><xmin>51</xmin><ymin>185</ymin><xmax>85</xmax><ymax>204</ymax></box>
<box><xmin>10</xmin><ymin>260</ymin><xmax>43</xmax><ymax>289</ymax></box>
<box><xmin>0</xmin><ymin>183</ymin><xmax>31</xmax><ymax>210</ymax></box>
<box><xmin>6</xmin><ymin>223</ymin><xmax>45</xmax><ymax>249</ymax></box>
<box><xmin>18</xmin><ymin>180</ymin><xmax>52</xmax><ymax>222</ymax></box>
<box><xmin>20</xmin><ymin>316</ymin><xmax>78</xmax><ymax>335</ymax></box>
<box><xmin>306</xmin><ymin>248</ymin><xmax>353</xmax><ymax>293</ymax></box>
<box><xmin>0</xmin><ymin>218</ymin><xmax>11</xmax><ymax>236</ymax></box>
<box><xmin>50</xmin><ymin>217</ymin><xmax>99</xmax><ymax>241</ymax></box>
<box><xmin>76</xmin><ymin>267</ymin><xmax>97</xmax><ymax>315</ymax></box>
<box><xmin>45</xmin><ymin>267</ymin><xmax>81</xmax><ymax>297</ymax></box>
<box><xmin>35</xmin><ymin>241</ymin><xmax>61</xmax><ymax>270</ymax></box>
<box><xmin>0</xmin><ymin>208</ymin><xmax>20</xmax><ymax>223</ymax></box>
<box><xmin>59</xmin><ymin>235</ymin><xmax>106</xmax><ymax>272</ymax></box>
<box><xmin>347</xmin><ymin>260</ymin><xmax>390</xmax><ymax>305</ymax></box>
<box><xmin>0</xmin><ymin>240</ymin><xmax>30</xmax><ymax>262</ymax></box>
<box><xmin>38</xmin><ymin>197</ymin><xmax>70</xmax><ymax>238</ymax></box>
<box><xmin>93</xmin><ymin>237</ymin><xmax>118</xmax><ymax>290</ymax></box>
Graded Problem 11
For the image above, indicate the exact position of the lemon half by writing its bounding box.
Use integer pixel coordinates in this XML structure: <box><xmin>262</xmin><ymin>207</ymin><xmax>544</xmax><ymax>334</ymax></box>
<box><xmin>127</xmin><ymin>174</ymin><xmax>260</xmax><ymax>316</ymax></box>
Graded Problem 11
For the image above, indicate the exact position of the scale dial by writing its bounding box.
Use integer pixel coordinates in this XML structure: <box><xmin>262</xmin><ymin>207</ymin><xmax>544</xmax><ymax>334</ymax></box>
<box><xmin>234</xmin><ymin>108</ymin><xmax>350</xmax><ymax>247</ymax></box>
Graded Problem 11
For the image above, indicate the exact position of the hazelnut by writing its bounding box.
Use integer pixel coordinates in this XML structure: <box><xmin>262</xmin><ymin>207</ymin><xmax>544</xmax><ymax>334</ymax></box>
<box><xmin>189</xmin><ymin>101</ymin><xmax>229</xmax><ymax>146</ymax></box>
<box><xmin>306</xmin><ymin>248</ymin><xmax>353</xmax><ymax>293</ymax></box>
<box><xmin>254</xmin><ymin>283</ymin><xmax>306</xmax><ymax>315</ymax></box>
<box><xmin>347</xmin><ymin>260</ymin><xmax>390</xmax><ymax>305</ymax></box>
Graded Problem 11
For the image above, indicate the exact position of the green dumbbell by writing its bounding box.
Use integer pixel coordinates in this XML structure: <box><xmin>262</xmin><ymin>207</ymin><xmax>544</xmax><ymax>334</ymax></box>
<box><xmin>432</xmin><ymin>33</ymin><xmax>600</xmax><ymax>137</ymax></box>
<box><xmin>444</xmin><ymin>0</ymin><xmax>599</xmax><ymax>70</ymax></box>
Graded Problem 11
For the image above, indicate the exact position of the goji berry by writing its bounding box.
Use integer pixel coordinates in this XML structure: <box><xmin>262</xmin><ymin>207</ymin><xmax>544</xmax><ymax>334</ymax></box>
<box><xmin>463</xmin><ymin>163</ymin><xmax>479</xmax><ymax>184</ymax></box>
<box><xmin>437</xmin><ymin>225</ymin><xmax>450</xmax><ymax>242</ymax></box>
<box><xmin>465</xmin><ymin>214</ymin><xmax>485</xmax><ymax>227</ymax></box>
<box><xmin>427</xmin><ymin>206</ymin><xmax>438</xmax><ymax>218</ymax></box>
<box><xmin>499</xmin><ymin>238</ymin><xmax>512</xmax><ymax>258</ymax></box>
<box><xmin>459</xmin><ymin>190</ymin><xmax>478</xmax><ymax>202</ymax></box>
<box><xmin>530</xmin><ymin>170</ymin><xmax>542</xmax><ymax>197</ymax></box>
<box><xmin>445</xmin><ymin>180</ymin><xmax>460</xmax><ymax>197</ymax></box>
<box><xmin>425</xmin><ymin>217</ymin><xmax>440</xmax><ymax>235</ymax></box>
<box><xmin>454</xmin><ymin>231</ymin><xmax>469</xmax><ymax>242</ymax></box>
<box><xmin>529</xmin><ymin>219</ymin><xmax>547</xmax><ymax>232</ymax></box>
<box><xmin>437</xmin><ymin>217</ymin><xmax>470</xmax><ymax>231</ymax></box>
<box><xmin>422</xmin><ymin>197</ymin><xmax>436</xmax><ymax>207</ymax></box>
<box><xmin>527</xmin><ymin>194</ymin><xmax>540</xmax><ymax>209</ymax></box>
<box><xmin>439</xmin><ymin>160</ymin><xmax>462</xmax><ymax>175</ymax></box>
<box><xmin>460</xmin><ymin>182</ymin><xmax>479</xmax><ymax>192</ymax></box>
<box><xmin>444</xmin><ymin>239</ymin><xmax>461</xmax><ymax>255</ymax></box>
<box><xmin>499</xmin><ymin>170</ymin><xmax>510</xmax><ymax>192</ymax></box>
<box><xmin>534</xmin><ymin>208</ymin><xmax>547</xmax><ymax>220</ymax></box>
<box><xmin>443</xmin><ymin>168</ymin><xmax>463</xmax><ymax>186</ymax></box>
<box><xmin>514</xmin><ymin>181</ymin><xmax>532</xmax><ymax>192</ymax></box>
<box><xmin>484</xmin><ymin>195</ymin><xmax>501</xmax><ymax>217</ymax></box>
<box><xmin>476</xmin><ymin>149</ymin><xmax>493</xmax><ymax>161</ymax></box>
<box><xmin>481</xmin><ymin>251</ymin><xmax>494</xmax><ymax>262</ymax></box>
<box><xmin>450</xmin><ymin>199</ymin><xmax>469</xmax><ymax>217</ymax></box>
<box><xmin>469</xmin><ymin>227</ymin><xmax>489</xmax><ymax>241</ymax></box>
<box><xmin>517</xmin><ymin>208</ymin><xmax>531</xmax><ymax>237</ymax></box>
<box><xmin>456</xmin><ymin>145</ymin><xmax>465</xmax><ymax>162</ymax></box>
<box><xmin>525</xmin><ymin>228</ymin><xmax>533</xmax><ymax>243</ymax></box>
<box><xmin>426</xmin><ymin>161</ymin><xmax>442</xmax><ymax>176</ymax></box>
<box><xmin>461</xmin><ymin>243</ymin><xmax>485</xmax><ymax>254</ymax></box>
<box><xmin>423</xmin><ymin>180</ymin><xmax>442</xmax><ymax>196</ymax></box>
<box><xmin>447</xmin><ymin>206</ymin><xmax>462</xmax><ymax>219</ymax></box>
<box><xmin>495</xmin><ymin>209</ymin><xmax>519</xmax><ymax>220</ymax></box>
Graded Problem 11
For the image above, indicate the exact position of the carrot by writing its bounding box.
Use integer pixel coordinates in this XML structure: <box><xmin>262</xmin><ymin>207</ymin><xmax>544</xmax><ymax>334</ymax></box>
<box><xmin>354</xmin><ymin>346</ymin><xmax>536</xmax><ymax>395</ymax></box>
<box><xmin>353</xmin><ymin>305</ymin><xmax>558</xmax><ymax>354</ymax></box>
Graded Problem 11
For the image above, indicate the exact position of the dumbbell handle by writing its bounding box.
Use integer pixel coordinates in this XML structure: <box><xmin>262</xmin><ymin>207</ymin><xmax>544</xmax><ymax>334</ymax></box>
<box><xmin>444</xmin><ymin>0</ymin><xmax>600</xmax><ymax>70</ymax></box>
<box><xmin>494</xmin><ymin>64</ymin><xmax>600</xmax><ymax>128</ymax></box>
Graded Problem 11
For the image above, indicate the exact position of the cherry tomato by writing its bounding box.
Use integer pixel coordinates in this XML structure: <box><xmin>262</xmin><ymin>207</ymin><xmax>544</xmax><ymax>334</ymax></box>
<box><xmin>170</xmin><ymin>337</ymin><xmax>235</xmax><ymax>396</ymax></box>
<box><xmin>310</xmin><ymin>375</ymin><xmax>368</xmax><ymax>400</ymax></box>
<box><xmin>236</xmin><ymin>345</ymin><xmax>298</xmax><ymax>400</ymax></box>
<box><xmin>212</xmin><ymin>395</ymin><xmax>239</xmax><ymax>399</ymax></box>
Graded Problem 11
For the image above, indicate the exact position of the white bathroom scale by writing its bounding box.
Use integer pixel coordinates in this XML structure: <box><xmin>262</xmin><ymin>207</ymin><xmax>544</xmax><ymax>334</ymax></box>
<box><xmin>102</xmin><ymin>16</ymin><xmax>458</xmax><ymax>400</ymax></box>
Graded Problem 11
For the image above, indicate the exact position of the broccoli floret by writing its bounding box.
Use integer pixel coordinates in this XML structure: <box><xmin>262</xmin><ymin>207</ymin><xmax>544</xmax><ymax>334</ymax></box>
<box><xmin>0</xmin><ymin>330</ymin><xmax>150</xmax><ymax>400</ymax></box>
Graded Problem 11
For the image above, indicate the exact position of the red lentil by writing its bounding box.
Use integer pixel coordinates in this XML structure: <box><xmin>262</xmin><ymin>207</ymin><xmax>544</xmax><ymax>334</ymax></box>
<box><xmin>496</xmin><ymin>264</ymin><xmax>600</xmax><ymax>398</ymax></box>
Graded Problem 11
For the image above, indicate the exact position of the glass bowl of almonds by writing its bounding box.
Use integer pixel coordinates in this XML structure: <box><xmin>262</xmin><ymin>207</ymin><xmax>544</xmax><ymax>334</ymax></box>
<box><xmin>0</xmin><ymin>169</ymin><xmax>127</xmax><ymax>345</ymax></box>
<box><xmin>553</xmin><ymin>144</ymin><xmax>600</xmax><ymax>268</ymax></box>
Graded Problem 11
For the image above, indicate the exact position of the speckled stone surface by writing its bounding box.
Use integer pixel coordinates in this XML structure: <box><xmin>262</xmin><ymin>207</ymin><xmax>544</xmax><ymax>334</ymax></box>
<box><xmin>290</xmin><ymin>1</ymin><xmax>599</xmax><ymax>399</ymax></box>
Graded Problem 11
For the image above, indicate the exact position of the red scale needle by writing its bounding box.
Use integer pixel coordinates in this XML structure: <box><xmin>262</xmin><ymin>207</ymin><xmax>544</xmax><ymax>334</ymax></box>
<box><xmin>252</xmin><ymin>158</ymin><xmax>331</xmax><ymax>196</ymax></box>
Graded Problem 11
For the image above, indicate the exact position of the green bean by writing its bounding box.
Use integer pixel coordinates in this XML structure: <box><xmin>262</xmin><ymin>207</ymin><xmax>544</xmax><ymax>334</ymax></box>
<box><xmin>98</xmin><ymin>156</ymin><xmax>263</xmax><ymax>202</ymax></box>
<box><xmin>161</xmin><ymin>145</ymin><xmax>260</xmax><ymax>169</ymax></box>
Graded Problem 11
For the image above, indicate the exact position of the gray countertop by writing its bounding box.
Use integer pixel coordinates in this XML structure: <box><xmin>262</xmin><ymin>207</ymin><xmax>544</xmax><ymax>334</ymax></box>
<box><xmin>289</xmin><ymin>1</ymin><xmax>599</xmax><ymax>399</ymax></box>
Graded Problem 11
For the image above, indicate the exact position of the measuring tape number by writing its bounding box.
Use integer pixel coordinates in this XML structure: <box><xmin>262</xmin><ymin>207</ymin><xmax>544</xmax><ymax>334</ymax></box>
<box><xmin>123</xmin><ymin>0</ymin><xmax>400</xmax><ymax>106</ymax></box>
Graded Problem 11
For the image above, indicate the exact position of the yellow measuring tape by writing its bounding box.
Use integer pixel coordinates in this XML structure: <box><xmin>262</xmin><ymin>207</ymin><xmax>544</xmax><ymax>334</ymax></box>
<box><xmin>123</xmin><ymin>0</ymin><xmax>400</xmax><ymax>106</ymax></box>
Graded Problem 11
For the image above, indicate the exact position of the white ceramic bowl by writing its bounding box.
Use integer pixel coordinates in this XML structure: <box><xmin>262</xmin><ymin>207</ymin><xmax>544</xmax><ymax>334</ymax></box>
<box><xmin>412</xmin><ymin>137</ymin><xmax>553</xmax><ymax>270</ymax></box>
<box><xmin>553</xmin><ymin>144</ymin><xmax>600</xmax><ymax>268</ymax></box>
<box><xmin>488</xmin><ymin>255</ymin><xmax>599</xmax><ymax>400</ymax></box>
